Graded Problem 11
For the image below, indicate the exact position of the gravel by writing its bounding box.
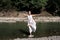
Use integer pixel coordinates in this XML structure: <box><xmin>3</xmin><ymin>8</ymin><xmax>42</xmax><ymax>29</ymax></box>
<box><xmin>13</xmin><ymin>36</ymin><xmax>60</xmax><ymax>40</ymax></box>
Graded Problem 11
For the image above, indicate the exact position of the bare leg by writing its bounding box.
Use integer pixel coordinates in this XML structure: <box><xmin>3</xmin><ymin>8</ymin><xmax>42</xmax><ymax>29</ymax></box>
<box><xmin>28</xmin><ymin>26</ymin><xmax>34</xmax><ymax>37</ymax></box>
<box><xmin>28</xmin><ymin>26</ymin><xmax>32</xmax><ymax>35</ymax></box>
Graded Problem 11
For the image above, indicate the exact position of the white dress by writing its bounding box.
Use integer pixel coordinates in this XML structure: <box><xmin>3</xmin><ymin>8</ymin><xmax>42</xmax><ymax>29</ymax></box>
<box><xmin>27</xmin><ymin>15</ymin><xmax>36</xmax><ymax>33</ymax></box>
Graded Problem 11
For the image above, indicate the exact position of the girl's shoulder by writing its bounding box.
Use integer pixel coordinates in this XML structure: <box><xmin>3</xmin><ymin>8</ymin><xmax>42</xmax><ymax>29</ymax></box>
<box><xmin>28</xmin><ymin>15</ymin><xmax>32</xmax><ymax>16</ymax></box>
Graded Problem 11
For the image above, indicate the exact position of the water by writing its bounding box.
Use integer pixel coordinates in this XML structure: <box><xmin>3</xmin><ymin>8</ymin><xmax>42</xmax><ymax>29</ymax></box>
<box><xmin>0</xmin><ymin>22</ymin><xmax>60</xmax><ymax>39</ymax></box>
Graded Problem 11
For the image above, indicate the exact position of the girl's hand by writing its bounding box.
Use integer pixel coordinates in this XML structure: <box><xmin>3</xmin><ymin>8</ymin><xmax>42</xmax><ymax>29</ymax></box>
<box><xmin>27</xmin><ymin>24</ymin><xmax>31</xmax><ymax>27</ymax></box>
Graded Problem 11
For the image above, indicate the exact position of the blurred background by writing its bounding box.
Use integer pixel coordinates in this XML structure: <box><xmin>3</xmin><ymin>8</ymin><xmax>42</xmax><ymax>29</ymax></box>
<box><xmin>0</xmin><ymin>0</ymin><xmax>60</xmax><ymax>40</ymax></box>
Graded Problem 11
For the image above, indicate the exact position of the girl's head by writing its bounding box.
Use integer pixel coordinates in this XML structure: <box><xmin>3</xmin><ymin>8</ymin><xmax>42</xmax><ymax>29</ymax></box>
<box><xmin>28</xmin><ymin>11</ymin><xmax>31</xmax><ymax>15</ymax></box>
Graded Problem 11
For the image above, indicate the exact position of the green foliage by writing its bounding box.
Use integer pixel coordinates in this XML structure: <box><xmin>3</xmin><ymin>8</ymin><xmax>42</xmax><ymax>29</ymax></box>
<box><xmin>0</xmin><ymin>0</ymin><xmax>12</xmax><ymax>11</ymax></box>
<box><xmin>45</xmin><ymin>0</ymin><xmax>60</xmax><ymax>16</ymax></box>
<box><xmin>29</xmin><ymin>0</ymin><xmax>48</xmax><ymax>8</ymax></box>
<box><xmin>0</xmin><ymin>0</ymin><xmax>48</xmax><ymax>11</ymax></box>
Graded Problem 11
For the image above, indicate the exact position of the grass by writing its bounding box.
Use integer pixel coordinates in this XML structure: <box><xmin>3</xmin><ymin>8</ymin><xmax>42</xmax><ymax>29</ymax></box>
<box><xmin>0</xmin><ymin>22</ymin><xmax>60</xmax><ymax>39</ymax></box>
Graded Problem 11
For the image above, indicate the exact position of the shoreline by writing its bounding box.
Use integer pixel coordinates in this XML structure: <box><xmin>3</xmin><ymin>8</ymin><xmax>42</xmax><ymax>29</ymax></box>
<box><xmin>0</xmin><ymin>17</ymin><xmax>60</xmax><ymax>22</ymax></box>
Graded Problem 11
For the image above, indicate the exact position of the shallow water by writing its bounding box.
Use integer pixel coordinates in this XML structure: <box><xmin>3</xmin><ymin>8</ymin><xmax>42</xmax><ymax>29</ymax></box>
<box><xmin>0</xmin><ymin>22</ymin><xmax>60</xmax><ymax>39</ymax></box>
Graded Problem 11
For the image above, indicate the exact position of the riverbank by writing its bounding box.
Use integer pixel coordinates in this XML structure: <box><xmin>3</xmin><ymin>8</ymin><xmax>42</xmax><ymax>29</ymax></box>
<box><xmin>0</xmin><ymin>17</ymin><xmax>60</xmax><ymax>22</ymax></box>
<box><xmin>13</xmin><ymin>36</ymin><xmax>60</xmax><ymax>40</ymax></box>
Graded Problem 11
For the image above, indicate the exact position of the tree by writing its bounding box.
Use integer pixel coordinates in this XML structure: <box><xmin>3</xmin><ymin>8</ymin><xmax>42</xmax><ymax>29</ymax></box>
<box><xmin>0</xmin><ymin>0</ymin><xmax>12</xmax><ymax>11</ymax></box>
<box><xmin>29</xmin><ymin>0</ymin><xmax>48</xmax><ymax>14</ymax></box>
<box><xmin>29</xmin><ymin>0</ymin><xmax>48</xmax><ymax>10</ymax></box>
<box><xmin>0</xmin><ymin>0</ymin><xmax>48</xmax><ymax>12</ymax></box>
<box><xmin>45</xmin><ymin>0</ymin><xmax>60</xmax><ymax>16</ymax></box>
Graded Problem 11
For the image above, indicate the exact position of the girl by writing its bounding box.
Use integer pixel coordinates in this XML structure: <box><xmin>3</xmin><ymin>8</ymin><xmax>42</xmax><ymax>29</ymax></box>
<box><xmin>27</xmin><ymin>11</ymin><xmax>36</xmax><ymax>37</ymax></box>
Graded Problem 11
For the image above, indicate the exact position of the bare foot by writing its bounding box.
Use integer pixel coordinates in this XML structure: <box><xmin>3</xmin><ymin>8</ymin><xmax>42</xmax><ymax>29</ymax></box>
<box><xmin>28</xmin><ymin>35</ymin><xmax>34</xmax><ymax>37</ymax></box>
